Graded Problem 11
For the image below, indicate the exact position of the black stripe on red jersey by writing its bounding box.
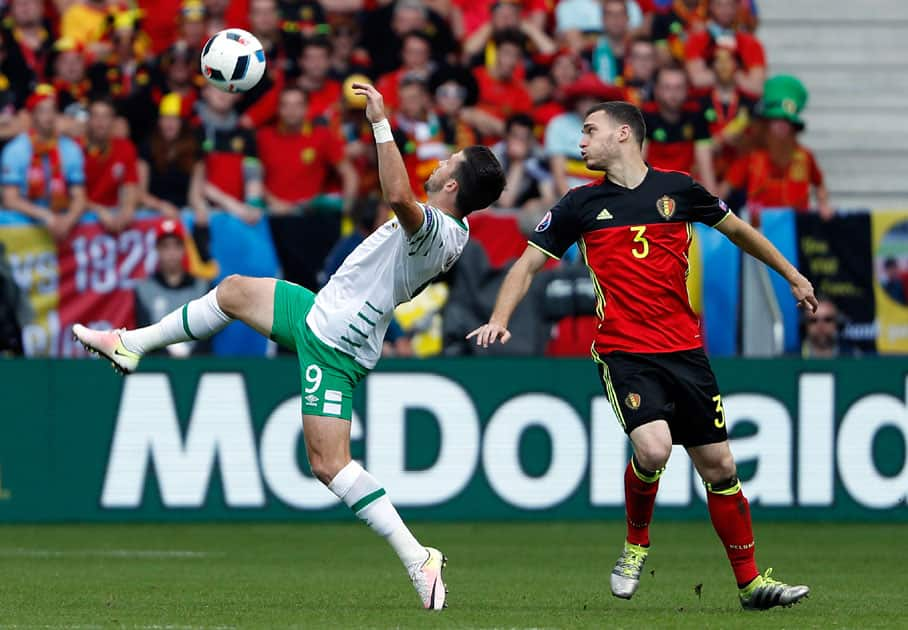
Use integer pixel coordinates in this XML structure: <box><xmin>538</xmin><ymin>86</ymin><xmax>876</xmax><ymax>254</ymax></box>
<box><xmin>530</xmin><ymin>168</ymin><xmax>728</xmax><ymax>259</ymax></box>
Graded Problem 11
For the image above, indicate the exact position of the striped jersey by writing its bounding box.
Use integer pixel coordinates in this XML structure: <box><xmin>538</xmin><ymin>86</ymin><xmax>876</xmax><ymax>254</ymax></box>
<box><xmin>307</xmin><ymin>203</ymin><xmax>469</xmax><ymax>368</ymax></box>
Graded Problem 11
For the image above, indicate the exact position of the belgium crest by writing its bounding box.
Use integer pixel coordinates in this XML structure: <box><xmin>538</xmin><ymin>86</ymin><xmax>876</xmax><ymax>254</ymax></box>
<box><xmin>625</xmin><ymin>392</ymin><xmax>641</xmax><ymax>410</ymax></box>
<box><xmin>656</xmin><ymin>195</ymin><xmax>676</xmax><ymax>220</ymax></box>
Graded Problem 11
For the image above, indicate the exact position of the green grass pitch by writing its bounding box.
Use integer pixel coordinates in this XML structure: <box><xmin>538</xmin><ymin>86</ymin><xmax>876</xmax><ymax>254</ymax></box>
<box><xmin>1</xmin><ymin>521</ymin><xmax>905</xmax><ymax>629</ymax></box>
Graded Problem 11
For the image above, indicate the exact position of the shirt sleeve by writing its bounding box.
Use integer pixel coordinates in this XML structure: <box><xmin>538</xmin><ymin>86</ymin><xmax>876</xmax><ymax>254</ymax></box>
<box><xmin>684</xmin><ymin>31</ymin><xmax>709</xmax><ymax>60</ymax></box>
<box><xmin>62</xmin><ymin>139</ymin><xmax>86</xmax><ymax>186</ymax></box>
<box><xmin>0</xmin><ymin>140</ymin><xmax>26</xmax><ymax>186</ymax></box>
<box><xmin>123</xmin><ymin>140</ymin><xmax>139</xmax><ymax>184</ymax></box>
<box><xmin>408</xmin><ymin>204</ymin><xmax>468</xmax><ymax>277</ymax></box>
<box><xmin>685</xmin><ymin>177</ymin><xmax>731</xmax><ymax>227</ymax></box>
<box><xmin>739</xmin><ymin>34</ymin><xmax>766</xmax><ymax>69</ymax></box>
<box><xmin>693</xmin><ymin>110</ymin><xmax>711</xmax><ymax>143</ymax></box>
<box><xmin>323</xmin><ymin>127</ymin><xmax>345</xmax><ymax>164</ymax></box>
<box><xmin>528</xmin><ymin>193</ymin><xmax>582</xmax><ymax>259</ymax></box>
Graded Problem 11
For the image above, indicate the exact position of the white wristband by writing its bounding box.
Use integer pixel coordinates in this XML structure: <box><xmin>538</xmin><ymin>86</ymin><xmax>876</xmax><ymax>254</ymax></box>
<box><xmin>372</xmin><ymin>119</ymin><xmax>393</xmax><ymax>144</ymax></box>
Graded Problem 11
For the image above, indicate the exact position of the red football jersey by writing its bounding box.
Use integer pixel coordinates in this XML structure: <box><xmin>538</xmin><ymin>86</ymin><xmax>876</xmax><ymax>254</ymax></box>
<box><xmin>257</xmin><ymin>123</ymin><xmax>344</xmax><ymax>203</ymax></box>
<box><xmin>84</xmin><ymin>138</ymin><xmax>139</xmax><ymax>207</ymax></box>
<box><xmin>529</xmin><ymin>168</ymin><xmax>730</xmax><ymax>355</ymax></box>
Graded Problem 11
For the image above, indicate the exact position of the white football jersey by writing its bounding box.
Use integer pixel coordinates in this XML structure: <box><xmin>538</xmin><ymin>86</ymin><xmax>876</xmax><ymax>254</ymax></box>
<box><xmin>307</xmin><ymin>204</ymin><xmax>469</xmax><ymax>369</ymax></box>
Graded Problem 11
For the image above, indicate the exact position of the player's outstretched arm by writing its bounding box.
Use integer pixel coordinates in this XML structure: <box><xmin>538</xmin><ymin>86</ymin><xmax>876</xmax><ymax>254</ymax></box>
<box><xmin>351</xmin><ymin>82</ymin><xmax>424</xmax><ymax>236</ymax></box>
<box><xmin>715</xmin><ymin>213</ymin><xmax>819</xmax><ymax>313</ymax></box>
<box><xmin>467</xmin><ymin>246</ymin><xmax>549</xmax><ymax>347</ymax></box>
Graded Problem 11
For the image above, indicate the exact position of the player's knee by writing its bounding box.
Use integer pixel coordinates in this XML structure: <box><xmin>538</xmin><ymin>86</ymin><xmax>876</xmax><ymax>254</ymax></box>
<box><xmin>700</xmin><ymin>452</ymin><xmax>737</xmax><ymax>484</ymax></box>
<box><xmin>635</xmin><ymin>441</ymin><xmax>672</xmax><ymax>471</ymax></box>
<box><xmin>308</xmin><ymin>452</ymin><xmax>346</xmax><ymax>486</ymax></box>
<box><xmin>216</xmin><ymin>274</ymin><xmax>245</xmax><ymax>318</ymax></box>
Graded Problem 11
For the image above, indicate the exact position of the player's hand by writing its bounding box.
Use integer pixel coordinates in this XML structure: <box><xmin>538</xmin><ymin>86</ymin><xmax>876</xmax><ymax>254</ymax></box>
<box><xmin>791</xmin><ymin>275</ymin><xmax>818</xmax><ymax>313</ymax></box>
<box><xmin>350</xmin><ymin>82</ymin><xmax>386</xmax><ymax>124</ymax></box>
<box><xmin>466</xmin><ymin>322</ymin><xmax>512</xmax><ymax>348</ymax></box>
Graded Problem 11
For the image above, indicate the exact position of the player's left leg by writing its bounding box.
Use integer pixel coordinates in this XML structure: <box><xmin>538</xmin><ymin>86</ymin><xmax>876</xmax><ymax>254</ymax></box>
<box><xmin>303</xmin><ymin>414</ymin><xmax>446</xmax><ymax>610</ymax></box>
<box><xmin>687</xmin><ymin>441</ymin><xmax>809</xmax><ymax>610</ymax></box>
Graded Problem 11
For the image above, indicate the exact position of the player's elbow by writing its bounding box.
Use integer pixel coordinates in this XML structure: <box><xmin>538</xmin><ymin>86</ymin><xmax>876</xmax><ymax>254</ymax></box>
<box><xmin>386</xmin><ymin>192</ymin><xmax>416</xmax><ymax>212</ymax></box>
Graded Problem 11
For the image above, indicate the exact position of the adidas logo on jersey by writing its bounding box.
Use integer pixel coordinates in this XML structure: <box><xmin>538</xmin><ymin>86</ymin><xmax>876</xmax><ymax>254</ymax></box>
<box><xmin>597</xmin><ymin>208</ymin><xmax>614</xmax><ymax>220</ymax></box>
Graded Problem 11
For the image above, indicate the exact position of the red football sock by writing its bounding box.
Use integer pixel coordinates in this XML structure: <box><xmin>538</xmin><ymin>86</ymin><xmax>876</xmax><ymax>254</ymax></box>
<box><xmin>624</xmin><ymin>457</ymin><xmax>661</xmax><ymax>547</ymax></box>
<box><xmin>707</xmin><ymin>480</ymin><xmax>760</xmax><ymax>587</ymax></box>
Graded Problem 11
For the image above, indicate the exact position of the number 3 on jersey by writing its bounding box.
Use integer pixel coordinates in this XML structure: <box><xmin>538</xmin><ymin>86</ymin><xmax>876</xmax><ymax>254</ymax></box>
<box><xmin>630</xmin><ymin>225</ymin><xmax>649</xmax><ymax>259</ymax></box>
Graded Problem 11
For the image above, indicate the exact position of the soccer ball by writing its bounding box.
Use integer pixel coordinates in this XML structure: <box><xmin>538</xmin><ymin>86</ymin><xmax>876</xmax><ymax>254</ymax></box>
<box><xmin>200</xmin><ymin>29</ymin><xmax>266</xmax><ymax>93</ymax></box>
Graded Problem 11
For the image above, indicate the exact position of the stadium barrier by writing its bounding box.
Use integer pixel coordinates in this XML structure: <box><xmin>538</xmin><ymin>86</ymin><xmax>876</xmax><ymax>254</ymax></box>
<box><xmin>1</xmin><ymin>357</ymin><xmax>905</xmax><ymax>523</ymax></box>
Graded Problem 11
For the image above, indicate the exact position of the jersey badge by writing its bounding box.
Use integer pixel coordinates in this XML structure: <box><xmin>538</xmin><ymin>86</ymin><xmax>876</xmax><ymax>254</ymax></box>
<box><xmin>534</xmin><ymin>210</ymin><xmax>552</xmax><ymax>232</ymax></box>
<box><xmin>596</xmin><ymin>208</ymin><xmax>613</xmax><ymax>220</ymax></box>
<box><xmin>625</xmin><ymin>392</ymin><xmax>641</xmax><ymax>410</ymax></box>
<box><xmin>656</xmin><ymin>195</ymin><xmax>676</xmax><ymax>220</ymax></box>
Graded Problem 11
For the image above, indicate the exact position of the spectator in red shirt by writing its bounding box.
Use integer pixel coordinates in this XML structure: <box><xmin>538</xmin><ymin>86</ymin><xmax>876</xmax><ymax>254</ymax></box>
<box><xmin>525</xmin><ymin>66</ymin><xmax>564</xmax><ymax>138</ymax></box>
<box><xmin>256</xmin><ymin>86</ymin><xmax>358</xmax><ymax>214</ymax></box>
<box><xmin>462</xmin><ymin>0</ymin><xmax>555</xmax><ymax>67</ymax></box>
<box><xmin>619</xmin><ymin>37</ymin><xmax>657</xmax><ymax>106</ymax></box>
<box><xmin>550</xmin><ymin>50</ymin><xmax>582</xmax><ymax>98</ymax></box>
<box><xmin>643</xmin><ymin>65</ymin><xmax>717</xmax><ymax>192</ymax></box>
<box><xmin>699</xmin><ymin>39</ymin><xmax>755</xmax><ymax>180</ymax></box>
<box><xmin>685</xmin><ymin>0</ymin><xmax>766</xmax><ymax>96</ymax></box>
<box><xmin>391</xmin><ymin>76</ymin><xmax>451</xmax><ymax>199</ymax></box>
<box><xmin>296</xmin><ymin>36</ymin><xmax>342</xmax><ymax>123</ymax></box>
<box><xmin>197</xmin><ymin>84</ymin><xmax>263</xmax><ymax>224</ymax></box>
<box><xmin>473</xmin><ymin>30</ymin><xmax>533</xmax><ymax>127</ymax></box>
<box><xmin>720</xmin><ymin>75</ymin><xmax>832</xmax><ymax>219</ymax></box>
<box><xmin>376</xmin><ymin>31</ymin><xmax>436</xmax><ymax>112</ymax></box>
<box><xmin>83</xmin><ymin>97</ymin><xmax>139</xmax><ymax>234</ymax></box>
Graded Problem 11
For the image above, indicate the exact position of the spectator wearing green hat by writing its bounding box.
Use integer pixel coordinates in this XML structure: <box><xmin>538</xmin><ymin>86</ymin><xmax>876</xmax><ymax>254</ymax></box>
<box><xmin>720</xmin><ymin>75</ymin><xmax>833</xmax><ymax>221</ymax></box>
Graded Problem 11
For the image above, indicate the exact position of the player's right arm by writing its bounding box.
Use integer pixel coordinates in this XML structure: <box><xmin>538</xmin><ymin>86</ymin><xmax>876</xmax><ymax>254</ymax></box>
<box><xmin>468</xmin><ymin>193</ymin><xmax>581</xmax><ymax>346</ymax></box>
<box><xmin>352</xmin><ymin>82</ymin><xmax>424</xmax><ymax>236</ymax></box>
<box><xmin>467</xmin><ymin>245</ymin><xmax>549</xmax><ymax>347</ymax></box>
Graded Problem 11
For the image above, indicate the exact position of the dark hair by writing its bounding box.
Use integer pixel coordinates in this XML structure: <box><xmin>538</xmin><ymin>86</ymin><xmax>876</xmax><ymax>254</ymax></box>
<box><xmin>584</xmin><ymin>101</ymin><xmax>646</xmax><ymax>149</ymax></box>
<box><xmin>653</xmin><ymin>63</ymin><xmax>687</xmax><ymax>86</ymax></box>
<box><xmin>453</xmin><ymin>146</ymin><xmax>506</xmax><ymax>214</ymax></box>
<box><xmin>399</xmin><ymin>74</ymin><xmax>429</xmax><ymax>92</ymax></box>
<box><xmin>88</xmin><ymin>95</ymin><xmax>117</xmax><ymax>112</ymax></box>
<box><xmin>401</xmin><ymin>29</ymin><xmax>432</xmax><ymax>48</ymax></box>
<box><xmin>301</xmin><ymin>35</ymin><xmax>332</xmax><ymax>56</ymax></box>
<box><xmin>493</xmin><ymin>28</ymin><xmax>526</xmax><ymax>51</ymax></box>
<box><xmin>505</xmin><ymin>113</ymin><xmax>534</xmax><ymax>134</ymax></box>
<box><xmin>280</xmin><ymin>85</ymin><xmax>308</xmax><ymax>103</ymax></box>
<box><xmin>151</xmin><ymin>121</ymin><xmax>198</xmax><ymax>176</ymax></box>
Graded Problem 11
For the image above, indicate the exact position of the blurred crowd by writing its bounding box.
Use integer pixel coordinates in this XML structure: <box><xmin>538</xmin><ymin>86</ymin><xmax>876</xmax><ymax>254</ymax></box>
<box><xmin>0</xmin><ymin>0</ymin><xmax>841</xmax><ymax>357</ymax></box>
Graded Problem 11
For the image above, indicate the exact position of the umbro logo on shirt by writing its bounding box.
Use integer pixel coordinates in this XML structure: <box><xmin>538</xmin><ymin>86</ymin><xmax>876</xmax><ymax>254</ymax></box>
<box><xmin>597</xmin><ymin>208</ymin><xmax>614</xmax><ymax>220</ymax></box>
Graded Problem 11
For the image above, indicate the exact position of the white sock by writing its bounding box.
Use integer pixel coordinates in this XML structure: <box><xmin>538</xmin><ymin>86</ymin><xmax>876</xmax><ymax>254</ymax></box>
<box><xmin>120</xmin><ymin>288</ymin><xmax>232</xmax><ymax>355</ymax></box>
<box><xmin>329</xmin><ymin>461</ymin><xmax>428</xmax><ymax>569</ymax></box>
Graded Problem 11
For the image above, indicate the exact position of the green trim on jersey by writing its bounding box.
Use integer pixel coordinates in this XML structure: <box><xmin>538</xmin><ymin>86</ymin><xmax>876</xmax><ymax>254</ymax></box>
<box><xmin>270</xmin><ymin>280</ymin><xmax>368</xmax><ymax>421</ymax></box>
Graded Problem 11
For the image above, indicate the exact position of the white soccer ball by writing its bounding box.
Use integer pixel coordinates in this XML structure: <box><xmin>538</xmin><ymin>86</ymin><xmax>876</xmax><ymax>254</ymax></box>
<box><xmin>200</xmin><ymin>28</ymin><xmax>266</xmax><ymax>93</ymax></box>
